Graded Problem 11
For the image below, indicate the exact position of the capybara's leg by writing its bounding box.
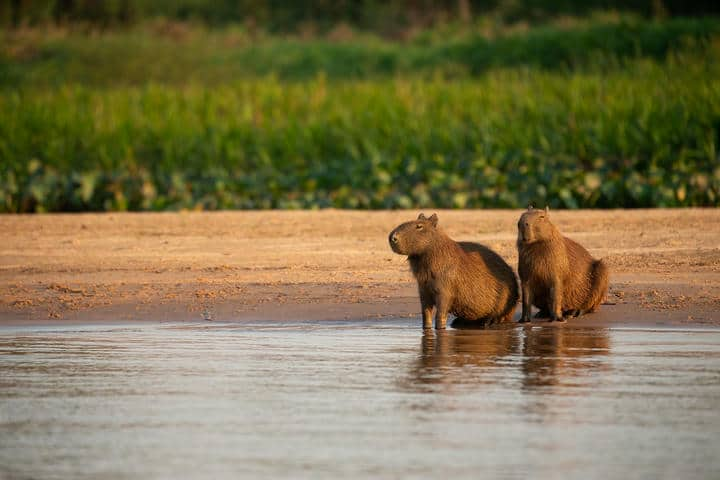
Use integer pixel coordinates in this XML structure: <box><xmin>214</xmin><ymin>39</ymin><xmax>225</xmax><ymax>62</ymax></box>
<box><xmin>549</xmin><ymin>282</ymin><xmax>565</xmax><ymax>322</ymax></box>
<box><xmin>534</xmin><ymin>309</ymin><xmax>550</xmax><ymax>318</ymax></box>
<box><xmin>434</xmin><ymin>294</ymin><xmax>451</xmax><ymax>329</ymax></box>
<box><xmin>563</xmin><ymin>309</ymin><xmax>581</xmax><ymax>317</ymax></box>
<box><xmin>435</xmin><ymin>313</ymin><xmax>448</xmax><ymax>330</ymax></box>
<box><xmin>419</xmin><ymin>289</ymin><xmax>435</xmax><ymax>329</ymax></box>
<box><xmin>422</xmin><ymin>307</ymin><xmax>434</xmax><ymax>329</ymax></box>
<box><xmin>519</xmin><ymin>283</ymin><xmax>533</xmax><ymax>323</ymax></box>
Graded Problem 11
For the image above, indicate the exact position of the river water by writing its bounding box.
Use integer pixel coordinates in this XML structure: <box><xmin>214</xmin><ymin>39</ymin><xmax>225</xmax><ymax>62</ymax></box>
<box><xmin>1</xmin><ymin>320</ymin><xmax>719</xmax><ymax>479</ymax></box>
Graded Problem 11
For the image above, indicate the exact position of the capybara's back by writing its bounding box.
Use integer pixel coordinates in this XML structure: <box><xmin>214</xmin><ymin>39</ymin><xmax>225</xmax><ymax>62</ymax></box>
<box><xmin>455</xmin><ymin>241</ymin><xmax>519</xmax><ymax>323</ymax></box>
<box><xmin>562</xmin><ymin>237</ymin><xmax>609</xmax><ymax>313</ymax></box>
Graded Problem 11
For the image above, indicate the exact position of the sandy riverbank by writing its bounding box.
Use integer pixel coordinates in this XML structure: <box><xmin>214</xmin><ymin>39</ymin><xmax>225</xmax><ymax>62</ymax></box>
<box><xmin>1</xmin><ymin>209</ymin><xmax>718</xmax><ymax>327</ymax></box>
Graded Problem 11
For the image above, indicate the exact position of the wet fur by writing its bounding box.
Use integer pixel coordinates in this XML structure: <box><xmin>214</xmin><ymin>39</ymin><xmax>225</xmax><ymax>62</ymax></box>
<box><xmin>517</xmin><ymin>208</ymin><xmax>609</xmax><ymax>322</ymax></box>
<box><xmin>389</xmin><ymin>214</ymin><xmax>519</xmax><ymax>329</ymax></box>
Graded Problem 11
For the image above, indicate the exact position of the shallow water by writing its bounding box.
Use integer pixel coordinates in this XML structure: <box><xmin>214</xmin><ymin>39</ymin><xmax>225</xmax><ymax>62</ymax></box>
<box><xmin>1</xmin><ymin>320</ymin><xmax>719</xmax><ymax>479</ymax></box>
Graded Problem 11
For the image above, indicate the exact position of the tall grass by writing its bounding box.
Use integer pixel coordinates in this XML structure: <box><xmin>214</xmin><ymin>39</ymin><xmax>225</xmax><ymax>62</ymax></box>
<box><xmin>2</xmin><ymin>50</ymin><xmax>718</xmax><ymax>212</ymax></box>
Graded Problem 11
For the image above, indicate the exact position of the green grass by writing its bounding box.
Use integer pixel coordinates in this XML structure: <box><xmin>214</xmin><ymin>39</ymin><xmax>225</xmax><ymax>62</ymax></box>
<box><xmin>2</xmin><ymin>48</ymin><xmax>718</xmax><ymax>212</ymax></box>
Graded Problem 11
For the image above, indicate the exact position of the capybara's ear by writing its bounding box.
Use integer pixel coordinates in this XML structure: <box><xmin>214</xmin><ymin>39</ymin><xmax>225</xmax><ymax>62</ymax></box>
<box><xmin>417</xmin><ymin>213</ymin><xmax>426</xmax><ymax>220</ymax></box>
<box><xmin>428</xmin><ymin>213</ymin><xmax>438</xmax><ymax>227</ymax></box>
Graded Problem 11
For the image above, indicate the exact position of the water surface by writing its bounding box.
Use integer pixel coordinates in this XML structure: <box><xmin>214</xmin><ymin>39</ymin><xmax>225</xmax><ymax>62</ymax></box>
<box><xmin>1</xmin><ymin>320</ymin><xmax>719</xmax><ymax>479</ymax></box>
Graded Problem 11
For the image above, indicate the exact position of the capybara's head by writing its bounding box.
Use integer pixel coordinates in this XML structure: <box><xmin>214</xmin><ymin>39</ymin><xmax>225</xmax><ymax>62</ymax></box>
<box><xmin>517</xmin><ymin>206</ymin><xmax>556</xmax><ymax>244</ymax></box>
<box><xmin>389</xmin><ymin>213</ymin><xmax>440</xmax><ymax>255</ymax></box>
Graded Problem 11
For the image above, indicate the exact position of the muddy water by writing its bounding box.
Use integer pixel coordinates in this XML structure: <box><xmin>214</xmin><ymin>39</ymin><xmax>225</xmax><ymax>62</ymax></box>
<box><xmin>1</xmin><ymin>321</ymin><xmax>719</xmax><ymax>479</ymax></box>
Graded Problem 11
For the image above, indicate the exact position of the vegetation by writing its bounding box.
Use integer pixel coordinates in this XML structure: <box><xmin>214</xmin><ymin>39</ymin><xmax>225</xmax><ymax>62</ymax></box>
<box><xmin>2</xmin><ymin>0</ymin><xmax>719</xmax><ymax>33</ymax></box>
<box><xmin>2</xmin><ymin>17</ymin><xmax>718</xmax><ymax>85</ymax></box>
<box><xmin>1</xmin><ymin>13</ymin><xmax>719</xmax><ymax>212</ymax></box>
<box><xmin>2</xmin><ymin>42</ymin><xmax>718</xmax><ymax>212</ymax></box>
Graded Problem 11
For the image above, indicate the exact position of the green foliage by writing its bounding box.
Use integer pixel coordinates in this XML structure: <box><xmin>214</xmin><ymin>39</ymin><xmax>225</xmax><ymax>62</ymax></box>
<box><xmin>2</xmin><ymin>18</ymin><xmax>718</xmax><ymax>85</ymax></box>
<box><xmin>2</xmin><ymin>49</ymin><xmax>718</xmax><ymax>212</ymax></box>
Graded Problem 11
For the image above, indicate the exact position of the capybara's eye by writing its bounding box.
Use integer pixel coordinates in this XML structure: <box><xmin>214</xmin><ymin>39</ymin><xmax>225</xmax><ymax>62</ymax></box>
<box><xmin>416</xmin><ymin>224</ymin><xmax>423</xmax><ymax>229</ymax></box>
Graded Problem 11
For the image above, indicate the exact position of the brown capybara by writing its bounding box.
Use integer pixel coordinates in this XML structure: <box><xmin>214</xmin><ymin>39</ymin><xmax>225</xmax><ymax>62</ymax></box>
<box><xmin>389</xmin><ymin>213</ymin><xmax>519</xmax><ymax>329</ymax></box>
<box><xmin>517</xmin><ymin>206</ymin><xmax>609</xmax><ymax>323</ymax></box>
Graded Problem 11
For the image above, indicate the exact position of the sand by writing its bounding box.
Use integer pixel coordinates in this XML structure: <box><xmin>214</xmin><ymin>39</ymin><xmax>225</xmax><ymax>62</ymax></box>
<box><xmin>1</xmin><ymin>209</ymin><xmax>718</xmax><ymax>327</ymax></box>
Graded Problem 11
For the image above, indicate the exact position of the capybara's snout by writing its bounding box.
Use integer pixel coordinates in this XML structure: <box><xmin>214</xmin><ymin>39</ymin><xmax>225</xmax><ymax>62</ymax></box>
<box><xmin>388</xmin><ymin>228</ymin><xmax>405</xmax><ymax>255</ymax></box>
<box><xmin>518</xmin><ymin>222</ymin><xmax>531</xmax><ymax>243</ymax></box>
<box><xmin>388</xmin><ymin>229</ymin><xmax>402</xmax><ymax>253</ymax></box>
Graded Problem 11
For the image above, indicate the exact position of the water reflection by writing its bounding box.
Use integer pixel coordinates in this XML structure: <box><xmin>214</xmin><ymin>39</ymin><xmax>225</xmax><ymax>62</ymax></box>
<box><xmin>406</xmin><ymin>326</ymin><xmax>610</xmax><ymax>392</ymax></box>
<box><xmin>521</xmin><ymin>327</ymin><xmax>610</xmax><ymax>389</ymax></box>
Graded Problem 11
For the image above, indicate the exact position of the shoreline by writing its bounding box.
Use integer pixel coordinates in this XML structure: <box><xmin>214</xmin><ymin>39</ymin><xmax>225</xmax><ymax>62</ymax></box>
<box><xmin>0</xmin><ymin>300</ymin><xmax>715</xmax><ymax>330</ymax></box>
<box><xmin>1</xmin><ymin>209</ymin><xmax>718</xmax><ymax>328</ymax></box>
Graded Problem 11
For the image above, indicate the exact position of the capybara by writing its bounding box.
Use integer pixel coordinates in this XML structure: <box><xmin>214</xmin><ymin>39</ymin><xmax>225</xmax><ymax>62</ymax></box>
<box><xmin>389</xmin><ymin>213</ymin><xmax>519</xmax><ymax>329</ymax></box>
<box><xmin>516</xmin><ymin>206</ymin><xmax>609</xmax><ymax>323</ymax></box>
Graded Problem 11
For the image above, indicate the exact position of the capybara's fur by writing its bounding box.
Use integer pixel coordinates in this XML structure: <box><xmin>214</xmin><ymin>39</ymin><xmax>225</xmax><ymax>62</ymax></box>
<box><xmin>389</xmin><ymin>213</ymin><xmax>519</xmax><ymax>329</ymax></box>
<box><xmin>517</xmin><ymin>207</ymin><xmax>609</xmax><ymax>322</ymax></box>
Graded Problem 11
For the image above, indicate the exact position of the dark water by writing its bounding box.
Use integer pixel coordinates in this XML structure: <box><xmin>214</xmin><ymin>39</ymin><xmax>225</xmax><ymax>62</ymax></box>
<box><xmin>1</xmin><ymin>320</ymin><xmax>719</xmax><ymax>479</ymax></box>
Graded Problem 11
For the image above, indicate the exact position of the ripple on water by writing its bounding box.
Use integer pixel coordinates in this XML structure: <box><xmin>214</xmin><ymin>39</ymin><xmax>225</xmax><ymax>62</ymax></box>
<box><xmin>1</xmin><ymin>321</ymin><xmax>719</xmax><ymax>480</ymax></box>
